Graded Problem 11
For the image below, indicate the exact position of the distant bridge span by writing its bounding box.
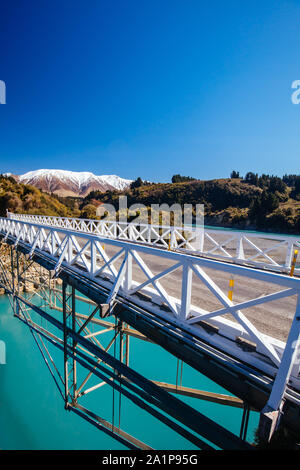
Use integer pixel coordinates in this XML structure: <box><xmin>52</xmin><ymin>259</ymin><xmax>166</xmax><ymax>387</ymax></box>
<box><xmin>8</xmin><ymin>212</ymin><xmax>300</xmax><ymax>276</ymax></box>
<box><xmin>1</xmin><ymin>213</ymin><xmax>300</xmax><ymax>448</ymax></box>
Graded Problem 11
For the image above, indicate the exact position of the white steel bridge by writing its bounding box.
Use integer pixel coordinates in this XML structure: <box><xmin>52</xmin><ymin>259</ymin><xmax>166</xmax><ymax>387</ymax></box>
<box><xmin>8</xmin><ymin>211</ymin><xmax>300</xmax><ymax>275</ymax></box>
<box><xmin>1</xmin><ymin>212</ymin><xmax>300</xmax><ymax>449</ymax></box>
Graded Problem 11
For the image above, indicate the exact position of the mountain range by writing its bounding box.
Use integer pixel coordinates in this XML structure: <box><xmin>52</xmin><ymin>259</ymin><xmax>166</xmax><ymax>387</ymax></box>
<box><xmin>5</xmin><ymin>169</ymin><xmax>132</xmax><ymax>197</ymax></box>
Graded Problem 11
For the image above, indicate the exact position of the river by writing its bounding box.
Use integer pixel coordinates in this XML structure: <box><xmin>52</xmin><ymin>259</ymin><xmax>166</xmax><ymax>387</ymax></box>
<box><xmin>0</xmin><ymin>292</ymin><xmax>260</xmax><ymax>450</ymax></box>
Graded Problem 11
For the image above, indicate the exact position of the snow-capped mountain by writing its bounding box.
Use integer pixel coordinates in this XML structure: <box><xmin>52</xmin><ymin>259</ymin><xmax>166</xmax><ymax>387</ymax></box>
<box><xmin>14</xmin><ymin>169</ymin><xmax>132</xmax><ymax>197</ymax></box>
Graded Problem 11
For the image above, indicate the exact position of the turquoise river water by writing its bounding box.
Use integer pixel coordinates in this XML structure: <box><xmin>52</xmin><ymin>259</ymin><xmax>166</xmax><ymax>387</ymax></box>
<box><xmin>0</xmin><ymin>290</ymin><xmax>260</xmax><ymax>450</ymax></box>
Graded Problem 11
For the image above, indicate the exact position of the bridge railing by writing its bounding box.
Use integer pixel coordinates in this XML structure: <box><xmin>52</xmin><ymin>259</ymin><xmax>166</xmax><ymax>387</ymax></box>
<box><xmin>7</xmin><ymin>212</ymin><xmax>300</xmax><ymax>275</ymax></box>
<box><xmin>6</xmin><ymin>212</ymin><xmax>202</xmax><ymax>252</ymax></box>
<box><xmin>1</xmin><ymin>215</ymin><xmax>300</xmax><ymax>411</ymax></box>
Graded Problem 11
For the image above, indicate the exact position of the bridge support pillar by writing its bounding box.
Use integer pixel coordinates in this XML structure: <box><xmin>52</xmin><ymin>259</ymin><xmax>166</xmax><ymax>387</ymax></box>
<box><xmin>258</xmin><ymin>405</ymin><xmax>281</xmax><ymax>443</ymax></box>
<box><xmin>239</xmin><ymin>403</ymin><xmax>250</xmax><ymax>441</ymax></box>
<box><xmin>258</xmin><ymin>293</ymin><xmax>300</xmax><ymax>442</ymax></box>
<box><xmin>62</xmin><ymin>280</ymin><xmax>69</xmax><ymax>409</ymax></box>
<box><xmin>62</xmin><ymin>281</ymin><xmax>78</xmax><ymax>410</ymax></box>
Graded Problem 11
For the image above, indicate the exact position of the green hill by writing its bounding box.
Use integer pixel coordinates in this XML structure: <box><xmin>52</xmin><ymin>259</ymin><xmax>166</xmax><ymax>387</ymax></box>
<box><xmin>84</xmin><ymin>175</ymin><xmax>300</xmax><ymax>234</ymax></box>
<box><xmin>0</xmin><ymin>174</ymin><xmax>79</xmax><ymax>217</ymax></box>
<box><xmin>1</xmin><ymin>172</ymin><xmax>299</xmax><ymax>234</ymax></box>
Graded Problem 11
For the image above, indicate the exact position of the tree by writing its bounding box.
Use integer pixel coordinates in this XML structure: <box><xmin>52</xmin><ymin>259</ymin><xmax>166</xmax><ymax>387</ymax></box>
<box><xmin>249</xmin><ymin>191</ymin><xmax>279</xmax><ymax>227</ymax></box>
<box><xmin>261</xmin><ymin>191</ymin><xmax>279</xmax><ymax>212</ymax></box>
<box><xmin>230</xmin><ymin>171</ymin><xmax>240</xmax><ymax>179</ymax></box>
<box><xmin>80</xmin><ymin>204</ymin><xmax>97</xmax><ymax>219</ymax></box>
<box><xmin>171</xmin><ymin>174</ymin><xmax>196</xmax><ymax>183</ymax></box>
<box><xmin>0</xmin><ymin>191</ymin><xmax>22</xmax><ymax>215</ymax></box>
<box><xmin>283</xmin><ymin>174</ymin><xmax>300</xmax><ymax>187</ymax></box>
<box><xmin>130</xmin><ymin>177</ymin><xmax>143</xmax><ymax>189</ymax></box>
<box><xmin>294</xmin><ymin>179</ymin><xmax>300</xmax><ymax>197</ymax></box>
<box><xmin>245</xmin><ymin>172</ymin><xmax>259</xmax><ymax>186</ymax></box>
<box><xmin>269</xmin><ymin>177</ymin><xmax>286</xmax><ymax>193</ymax></box>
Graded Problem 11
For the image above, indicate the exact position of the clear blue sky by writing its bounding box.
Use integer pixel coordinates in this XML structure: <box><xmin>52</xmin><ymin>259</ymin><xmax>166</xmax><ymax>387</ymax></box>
<box><xmin>0</xmin><ymin>0</ymin><xmax>299</xmax><ymax>182</ymax></box>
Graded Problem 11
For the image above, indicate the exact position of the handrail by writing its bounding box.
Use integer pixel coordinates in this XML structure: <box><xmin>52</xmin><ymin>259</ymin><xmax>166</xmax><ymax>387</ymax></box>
<box><xmin>7</xmin><ymin>212</ymin><xmax>300</xmax><ymax>275</ymax></box>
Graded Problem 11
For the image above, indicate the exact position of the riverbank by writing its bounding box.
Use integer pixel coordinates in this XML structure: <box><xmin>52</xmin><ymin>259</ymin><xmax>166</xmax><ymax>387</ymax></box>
<box><xmin>203</xmin><ymin>220</ymin><xmax>300</xmax><ymax>237</ymax></box>
<box><xmin>203</xmin><ymin>211</ymin><xmax>300</xmax><ymax>235</ymax></box>
<box><xmin>0</xmin><ymin>243</ymin><xmax>58</xmax><ymax>295</ymax></box>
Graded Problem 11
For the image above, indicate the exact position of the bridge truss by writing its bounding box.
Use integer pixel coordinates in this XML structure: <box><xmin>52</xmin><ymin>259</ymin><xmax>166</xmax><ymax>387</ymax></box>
<box><xmin>8</xmin><ymin>211</ymin><xmax>300</xmax><ymax>275</ymax></box>
<box><xmin>0</xmin><ymin>245</ymin><xmax>253</xmax><ymax>450</ymax></box>
<box><xmin>1</xmin><ymin>215</ymin><xmax>300</xmax><ymax>447</ymax></box>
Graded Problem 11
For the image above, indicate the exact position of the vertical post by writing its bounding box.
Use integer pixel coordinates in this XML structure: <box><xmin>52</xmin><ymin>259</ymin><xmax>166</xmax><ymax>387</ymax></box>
<box><xmin>90</xmin><ymin>241</ymin><xmax>96</xmax><ymax>277</ymax></box>
<box><xmin>240</xmin><ymin>404</ymin><xmax>250</xmax><ymax>441</ymax></box>
<box><xmin>170</xmin><ymin>227</ymin><xmax>176</xmax><ymax>249</ymax></box>
<box><xmin>128</xmin><ymin>224</ymin><xmax>133</xmax><ymax>241</ymax></box>
<box><xmin>50</xmin><ymin>231</ymin><xmax>54</xmax><ymax>256</ymax></box>
<box><xmin>180</xmin><ymin>262</ymin><xmax>192</xmax><ymax>321</ymax></box>
<box><xmin>267</xmin><ymin>294</ymin><xmax>300</xmax><ymax>410</ymax></box>
<box><xmin>285</xmin><ymin>241</ymin><xmax>294</xmax><ymax>271</ymax></box>
<box><xmin>124</xmin><ymin>251</ymin><xmax>132</xmax><ymax>294</ymax></box>
<box><xmin>68</xmin><ymin>236</ymin><xmax>72</xmax><ymax>264</ymax></box>
<box><xmin>72</xmin><ymin>285</ymin><xmax>77</xmax><ymax>403</ymax></box>
<box><xmin>259</xmin><ymin>293</ymin><xmax>300</xmax><ymax>442</ymax></box>
<box><xmin>10</xmin><ymin>246</ymin><xmax>17</xmax><ymax>316</ymax></box>
<box><xmin>62</xmin><ymin>280</ymin><xmax>69</xmax><ymax>409</ymax></box>
<box><xmin>195</xmin><ymin>227</ymin><xmax>204</xmax><ymax>253</ymax></box>
<box><xmin>168</xmin><ymin>232</ymin><xmax>171</xmax><ymax>251</ymax></box>
<box><xmin>48</xmin><ymin>267</ymin><xmax>53</xmax><ymax>309</ymax></box>
<box><xmin>53</xmin><ymin>279</ymin><xmax>57</xmax><ymax>309</ymax></box>
<box><xmin>118</xmin><ymin>320</ymin><xmax>124</xmax><ymax>430</ymax></box>
<box><xmin>228</xmin><ymin>278</ymin><xmax>235</xmax><ymax>301</ymax></box>
<box><xmin>10</xmin><ymin>246</ymin><xmax>15</xmax><ymax>296</ymax></box>
<box><xmin>16</xmin><ymin>249</ymin><xmax>20</xmax><ymax>316</ymax></box>
<box><xmin>290</xmin><ymin>249</ymin><xmax>298</xmax><ymax>277</ymax></box>
<box><xmin>119</xmin><ymin>321</ymin><xmax>124</xmax><ymax>364</ymax></box>
<box><xmin>125</xmin><ymin>327</ymin><xmax>130</xmax><ymax>367</ymax></box>
<box><xmin>236</xmin><ymin>235</ymin><xmax>244</xmax><ymax>260</ymax></box>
